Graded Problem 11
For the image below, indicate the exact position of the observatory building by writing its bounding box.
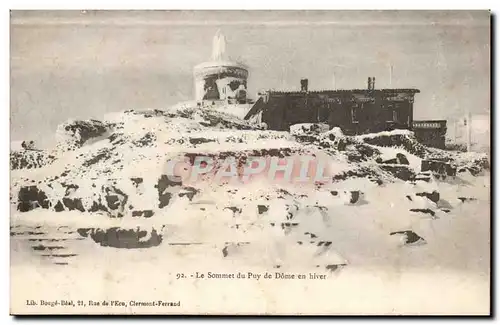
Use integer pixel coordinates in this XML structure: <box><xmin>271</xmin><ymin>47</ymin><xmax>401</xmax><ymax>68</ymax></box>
<box><xmin>244</xmin><ymin>78</ymin><xmax>446</xmax><ymax>149</ymax></box>
<box><xmin>191</xmin><ymin>31</ymin><xmax>446</xmax><ymax>149</ymax></box>
<box><xmin>193</xmin><ymin>31</ymin><xmax>249</xmax><ymax>104</ymax></box>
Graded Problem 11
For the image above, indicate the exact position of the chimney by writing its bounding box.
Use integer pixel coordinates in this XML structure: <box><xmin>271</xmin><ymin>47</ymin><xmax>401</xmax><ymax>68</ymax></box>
<box><xmin>372</xmin><ymin>77</ymin><xmax>376</xmax><ymax>89</ymax></box>
<box><xmin>300</xmin><ymin>78</ymin><xmax>308</xmax><ymax>92</ymax></box>
<box><xmin>367</xmin><ymin>77</ymin><xmax>372</xmax><ymax>90</ymax></box>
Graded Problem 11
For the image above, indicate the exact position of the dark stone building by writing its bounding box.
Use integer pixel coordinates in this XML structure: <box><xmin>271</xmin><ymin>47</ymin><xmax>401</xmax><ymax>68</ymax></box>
<box><xmin>244</xmin><ymin>77</ymin><xmax>446</xmax><ymax>148</ymax></box>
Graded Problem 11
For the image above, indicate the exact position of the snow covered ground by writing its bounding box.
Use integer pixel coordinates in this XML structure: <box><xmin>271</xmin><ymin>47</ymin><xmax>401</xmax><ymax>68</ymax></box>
<box><xmin>9</xmin><ymin>105</ymin><xmax>491</xmax><ymax>315</ymax></box>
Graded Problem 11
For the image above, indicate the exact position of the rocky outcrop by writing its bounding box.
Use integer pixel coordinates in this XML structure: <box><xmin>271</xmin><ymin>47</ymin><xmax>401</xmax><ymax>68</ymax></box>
<box><xmin>458</xmin><ymin>197</ymin><xmax>477</xmax><ymax>203</ymax></box>
<box><xmin>409</xmin><ymin>208</ymin><xmax>436</xmax><ymax>218</ymax></box>
<box><xmin>13</xmin><ymin>171</ymin><xmax>197</xmax><ymax>217</ymax></box>
<box><xmin>131</xmin><ymin>210</ymin><xmax>154</xmax><ymax>218</ymax></box>
<box><xmin>77</xmin><ymin>227</ymin><xmax>164</xmax><ymax>249</ymax></box>
<box><xmin>10</xmin><ymin>150</ymin><xmax>56</xmax><ymax>170</ymax></box>
<box><xmin>197</xmin><ymin>109</ymin><xmax>256</xmax><ymax>130</ymax></box>
<box><xmin>56</xmin><ymin>119</ymin><xmax>116</xmax><ymax>151</ymax></box>
<box><xmin>132</xmin><ymin>132</ymin><xmax>157</xmax><ymax>147</ymax></box>
<box><xmin>156</xmin><ymin>175</ymin><xmax>182</xmax><ymax>208</ymax></box>
<box><xmin>82</xmin><ymin>148</ymin><xmax>115</xmax><ymax>168</ymax></box>
<box><xmin>361</xmin><ymin>131</ymin><xmax>428</xmax><ymax>158</ymax></box>
<box><xmin>257</xmin><ymin>205</ymin><xmax>269</xmax><ymax>214</ymax></box>
<box><xmin>421</xmin><ymin>159</ymin><xmax>457</xmax><ymax>177</ymax></box>
<box><xmin>88</xmin><ymin>198</ymin><xmax>109</xmax><ymax>213</ymax></box>
<box><xmin>8</xmin><ymin>104</ymin><xmax>491</xmax><ymax>274</ymax></box>
<box><xmin>15</xmin><ymin>183</ymin><xmax>129</xmax><ymax>217</ymax></box>
<box><xmin>390</xmin><ymin>230</ymin><xmax>426</xmax><ymax>245</ymax></box>
<box><xmin>326</xmin><ymin>264</ymin><xmax>347</xmax><ymax>272</ymax></box>
<box><xmin>183</xmin><ymin>147</ymin><xmax>296</xmax><ymax>168</ymax></box>
<box><xmin>290</xmin><ymin>123</ymin><xmax>330</xmax><ymax>136</ymax></box>
<box><xmin>376</xmin><ymin>153</ymin><xmax>409</xmax><ymax>165</ymax></box>
<box><xmin>224</xmin><ymin>206</ymin><xmax>242</xmax><ymax>217</ymax></box>
<box><xmin>327</xmin><ymin>190</ymin><xmax>364</xmax><ymax>204</ymax></box>
<box><xmin>331</xmin><ymin>167</ymin><xmax>383</xmax><ymax>184</ymax></box>
<box><xmin>413</xmin><ymin>172</ymin><xmax>432</xmax><ymax>183</ymax></box>
<box><xmin>456</xmin><ymin>156</ymin><xmax>490</xmax><ymax>176</ymax></box>
<box><xmin>130</xmin><ymin>177</ymin><xmax>143</xmax><ymax>187</ymax></box>
<box><xmin>379</xmin><ymin>165</ymin><xmax>415</xmax><ymax>181</ymax></box>
<box><xmin>221</xmin><ymin>242</ymin><xmax>249</xmax><ymax>257</ymax></box>
<box><xmin>317</xmin><ymin>128</ymin><xmax>350</xmax><ymax>151</ymax></box>
<box><xmin>349</xmin><ymin>191</ymin><xmax>361</xmax><ymax>204</ymax></box>
<box><xmin>291</xmin><ymin>123</ymin><xmax>330</xmax><ymax>143</ymax></box>
<box><xmin>10</xmin><ymin>107</ymin><xmax>490</xmax><ymax>266</ymax></box>
<box><xmin>416</xmin><ymin>191</ymin><xmax>440</xmax><ymax>203</ymax></box>
<box><xmin>396</xmin><ymin>153</ymin><xmax>410</xmax><ymax>165</ymax></box>
<box><xmin>17</xmin><ymin>186</ymin><xmax>50</xmax><ymax>212</ymax></box>
<box><xmin>62</xmin><ymin>197</ymin><xmax>85</xmax><ymax>212</ymax></box>
<box><xmin>178</xmin><ymin>187</ymin><xmax>200</xmax><ymax>201</ymax></box>
<box><xmin>104</xmin><ymin>186</ymin><xmax>128</xmax><ymax>218</ymax></box>
<box><xmin>346</xmin><ymin>144</ymin><xmax>381</xmax><ymax>162</ymax></box>
<box><xmin>189</xmin><ymin>137</ymin><xmax>217</xmax><ymax>145</ymax></box>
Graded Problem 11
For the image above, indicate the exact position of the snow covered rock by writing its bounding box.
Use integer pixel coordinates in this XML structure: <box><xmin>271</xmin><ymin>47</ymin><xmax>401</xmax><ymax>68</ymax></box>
<box><xmin>346</xmin><ymin>143</ymin><xmax>381</xmax><ymax>162</ymax></box>
<box><xmin>9</xmin><ymin>102</ymin><xmax>491</xmax><ymax>270</ymax></box>
<box><xmin>17</xmin><ymin>185</ymin><xmax>50</xmax><ymax>212</ymax></box>
<box><xmin>416</xmin><ymin>190</ymin><xmax>440</xmax><ymax>203</ymax></box>
<box><xmin>318</xmin><ymin>127</ymin><xmax>350</xmax><ymax>151</ymax></box>
<box><xmin>360</xmin><ymin>129</ymin><xmax>428</xmax><ymax>158</ymax></box>
<box><xmin>455</xmin><ymin>155</ymin><xmax>490</xmax><ymax>176</ymax></box>
<box><xmin>10</xmin><ymin>150</ymin><xmax>56</xmax><ymax>170</ymax></box>
<box><xmin>377</xmin><ymin>153</ymin><xmax>410</xmax><ymax>165</ymax></box>
<box><xmin>390</xmin><ymin>230</ymin><xmax>426</xmax><ymax>246</ymax></box>
<box><xmin>290</xmin><ymin>123</ymin><xmax>330</xmax><ymax>143</ymax></box>
<box><xmin>56</xmin><ymin>119</ymin><xmax>116</xmax><ymax>151</ymax></box>
<box><xmin>290</xmin><ymin>123</ymin><xmax>330</xmax><ymax>136</ymax></box>
<box><xmin>379</xmin><ymin>165</ymin><xmax>415</xmax><ymax>181</ymax></box>
<box><xmin>77</xmin><ymin>226</ymin><xmax>164</xmax><ymax>249</ymax></box>
<box><xmin>409</xmin><ymin>208</ymin><xmax>437</xmax><ymax>219</ymax></box>
<box><xmin>421</xmin><ymin>159</ymin><xmax>457</xmax><ymax>178</ymax></box>
<box><xmin>329</xmin><ymin>190</ymin><xmax>364</xmax><ymax>205</ymax></box>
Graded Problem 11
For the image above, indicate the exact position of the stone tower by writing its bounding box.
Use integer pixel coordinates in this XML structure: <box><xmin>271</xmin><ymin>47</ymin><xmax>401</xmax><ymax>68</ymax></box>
<box><xmin>193</xmin><ymin>30</ymin><xmax>249</xmax><ymax>104</ymax></box>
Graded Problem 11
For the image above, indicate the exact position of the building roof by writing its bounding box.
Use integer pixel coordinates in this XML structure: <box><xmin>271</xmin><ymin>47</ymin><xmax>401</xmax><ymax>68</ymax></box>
<box><xmin>413</xmin><ymin>119</ymin><xmax>447</xmax><ymax>123</ymax></box>
<box><xmin>194</xmin><ymin>60</ymin><xmax>249</xmax><ymax>71</ymax></box>
<box><xmin>245</xmin><ymin>87</ymin><xmax>421</xmax><ymax>120</ymax></box>
<box><xmin>261</xmin><ymin>88</ymin><xmax>420</xmax><ymax>95</ymax></box>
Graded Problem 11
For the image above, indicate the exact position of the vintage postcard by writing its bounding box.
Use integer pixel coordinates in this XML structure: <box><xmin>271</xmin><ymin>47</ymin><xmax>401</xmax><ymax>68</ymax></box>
<box><xmin>10</xmin><ymin>10</ymin><xmax>491</xmax><ymax>315</ymax></box>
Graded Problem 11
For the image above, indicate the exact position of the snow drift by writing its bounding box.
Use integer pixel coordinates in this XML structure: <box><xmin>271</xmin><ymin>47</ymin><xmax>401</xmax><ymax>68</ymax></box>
<box><xmin>10</xmin><ymin>104</ymin><xmax>491</xmax><ymax>314</ymax></box>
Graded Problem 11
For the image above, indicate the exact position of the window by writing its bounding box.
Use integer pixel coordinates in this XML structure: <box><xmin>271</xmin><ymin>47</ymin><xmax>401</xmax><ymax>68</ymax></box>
<box><xmin>318</xmin><ymin>103</ymin><xmax>330</xmax><ymax>122</ymax></box>
<box><xmin>351</xmin><ymin>106</ymin><xmax>359</xmax><ymax>123</ymax></box>
<box><xmin>386</xmin><ymin>104</ymin><xmax>398</xmax><ymax>122</ymax></box>
<box><xmin>386</xmin><ymin>104</ymin><xmax>393</xmax><ymax>122</ymax></box>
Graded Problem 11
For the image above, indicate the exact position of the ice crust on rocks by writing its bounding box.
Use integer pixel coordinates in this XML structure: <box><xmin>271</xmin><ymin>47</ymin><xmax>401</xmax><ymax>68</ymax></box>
<box><xmin>10</xmin><ymin>103</ymin><xmax>490</xmax><ymax>271</ymax></box>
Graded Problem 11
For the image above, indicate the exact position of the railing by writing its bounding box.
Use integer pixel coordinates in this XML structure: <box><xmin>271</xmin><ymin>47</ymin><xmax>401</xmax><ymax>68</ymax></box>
<box><xmin>412</xmin><ymin>121</ymin><xmax>447</xmax><ymax>129</ymax></box>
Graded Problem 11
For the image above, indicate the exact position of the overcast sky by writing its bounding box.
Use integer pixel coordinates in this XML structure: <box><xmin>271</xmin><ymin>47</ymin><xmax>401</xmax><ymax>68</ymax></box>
<box><xmin>10</xmin><ymin>10</ymin><xmax>490</xmax><ymax>145</ymax></box>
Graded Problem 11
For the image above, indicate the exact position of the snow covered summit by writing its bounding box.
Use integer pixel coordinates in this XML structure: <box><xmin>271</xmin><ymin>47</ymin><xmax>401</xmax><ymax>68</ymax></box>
<box><xmin>10</xmin><ymin>103</ymin><xmax>490</xmax><ymax>271</ymax></box>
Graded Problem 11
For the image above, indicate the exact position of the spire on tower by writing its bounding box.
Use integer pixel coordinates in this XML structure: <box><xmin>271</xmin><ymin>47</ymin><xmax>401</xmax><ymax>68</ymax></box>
<box><xmin>211</xmin><ymin>29</ymin><xmax>227</xmax><ymax>61</ymax></box>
